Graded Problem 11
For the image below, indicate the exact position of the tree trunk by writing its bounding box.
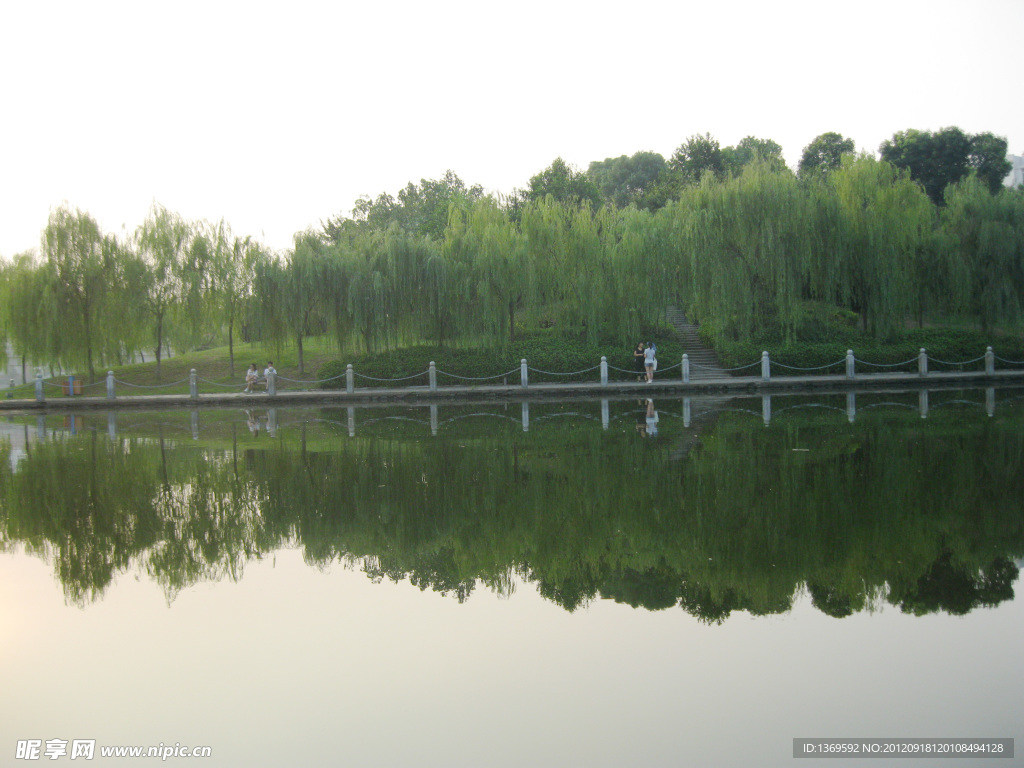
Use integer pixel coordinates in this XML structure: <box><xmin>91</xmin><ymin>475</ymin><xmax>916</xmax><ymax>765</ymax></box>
<box><xmin>155</xmin><ymin>315</ymin><xmax>164</xmax><ymax>380</ymax></box>
<box><xmin>83</xmin><ymin>308</ymin><xmax>95</xmax><ymax>383</ymax></box>
<box><xmin>228</xmin><ymin>318</ymin><xmax>235</xmax><ymax>377</ymax></box>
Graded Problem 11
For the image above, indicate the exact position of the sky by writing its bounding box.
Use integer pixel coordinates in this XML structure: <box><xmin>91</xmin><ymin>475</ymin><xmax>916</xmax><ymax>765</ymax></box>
<box><xmin>1</xmin><ymin>0</ymin><xmax>1021</xmax><ymax>260</ymax></box>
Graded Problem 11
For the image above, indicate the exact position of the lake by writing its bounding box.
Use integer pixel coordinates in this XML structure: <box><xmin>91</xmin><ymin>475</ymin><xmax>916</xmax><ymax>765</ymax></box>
<box><xmin>1</xmin><ymin>389</ymin><xmax>1021</xmax><ymax>767</ymax></box>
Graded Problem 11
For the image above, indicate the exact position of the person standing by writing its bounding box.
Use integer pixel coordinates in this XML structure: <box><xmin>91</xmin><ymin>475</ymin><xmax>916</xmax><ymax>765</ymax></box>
<box><xmin>633</xmin><ymin>342</ymin><xmax>646</xmax><ymax>382</ymax></box>
<box><xmin>644</xmin><ymin>343</ymin><xmax>657</xmax><ymax>382</ymax></box>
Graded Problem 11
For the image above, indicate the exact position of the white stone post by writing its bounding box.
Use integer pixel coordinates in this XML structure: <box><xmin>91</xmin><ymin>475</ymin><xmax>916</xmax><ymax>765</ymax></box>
<box><xmin>520</xmin><ymin>359</ymin><xmax>528</xmax><ymax>388</ymax></box>
<box><xmin>107</xmin><ymin>370</ymin><xmax>116</xmax><ymax>399</ymax></box>
<box><xmin>918</xmin><ymin>348</ymin><xmax>928</xmax><ymax>377</ymax></box>
<box><xmin>682</xmin><ymin>354</ymin><xmax>690</xmax><ymax>384</ymax></box>
<box><xmin>761</xmin><ymin>351</ymin><xmax>770</xmax><ymax>381</ymax></box>
<box><xmin>346</xmin><ymin>364</ymin><xmax>354</xmax><ymax>394</ymax></box>
<box><xmin>985</xmin><ymin>346</ymin><xmax>994</xmax><ymax>376</ymax></box>
<box><xmin>845</xmin><ymin>350</ymin><xmax>855</xmax><ymax>379</ymax></box>
<box><xmin>429</xmin><ymin>361</ymin><xmax>437</xmax><ymax>391</ymax></box>
<box><xmin>189</xmin><ymin>369</ymin><xmax>198</xmax><ymax>399</ymax></box>
<box><xmin>600</xmin><ymin>356</ymin><xmax>608</xmax><ymax>386</ymax></box>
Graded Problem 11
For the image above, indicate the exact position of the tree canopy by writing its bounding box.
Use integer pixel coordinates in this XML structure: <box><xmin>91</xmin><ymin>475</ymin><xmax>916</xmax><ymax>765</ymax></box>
<box><xmin>879</xmin><ymin>127</ymin><xmax>1012</xmax><ymax>205</ymax></box>
<box><xmin>798</xmin><ymin>132</ymin><xmax>856</xmax><ymax>178</ymax></box>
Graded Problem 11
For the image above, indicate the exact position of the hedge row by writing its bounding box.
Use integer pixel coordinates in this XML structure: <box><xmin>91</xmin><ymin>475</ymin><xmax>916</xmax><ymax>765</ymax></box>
<box><xmin>317</xmin><ymin>326</ymin><xmax>1024</xmax><ymax>388</ymax></box>
<box><xmin>317</xmin><ymin>331</ymin><xmax>683</xmax><ymax>388</ymax></box>
<box><xmin>714</xmin><ymin>329</ymin><xmax>1024</xmax><ymax>373</ymax></box>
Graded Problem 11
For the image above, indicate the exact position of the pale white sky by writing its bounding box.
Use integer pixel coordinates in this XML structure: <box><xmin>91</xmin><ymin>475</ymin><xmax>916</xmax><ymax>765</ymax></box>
<box><xmin>1</xmin><ymin>0</ymin><xmax>1021</xmax><ymax>259</ymax></box>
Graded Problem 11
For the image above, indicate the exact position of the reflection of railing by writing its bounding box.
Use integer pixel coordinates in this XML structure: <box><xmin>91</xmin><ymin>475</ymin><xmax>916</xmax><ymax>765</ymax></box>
<box><xmin>22</xmin><ymin>346</ymin><xmax>1024</xmax><ymax>405</ymax></box>
<box><xmin>23</xmin><ymin>389</ymin><xmax>1024</xmax><ymax>444</ymax></box>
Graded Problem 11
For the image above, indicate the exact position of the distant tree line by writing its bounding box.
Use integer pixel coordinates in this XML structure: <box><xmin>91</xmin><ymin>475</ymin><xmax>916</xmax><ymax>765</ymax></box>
<box><xmin>1</xmin><ymin>128</ymin><xmax>1020</xmax><ymax>380</ymax></box>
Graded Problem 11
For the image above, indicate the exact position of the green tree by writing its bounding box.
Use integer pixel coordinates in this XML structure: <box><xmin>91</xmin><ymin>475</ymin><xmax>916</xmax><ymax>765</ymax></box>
<box><xmin>968</xmin><ymin>132</ymin><xmax>1013</xmax><ymax>195</ymax></box>
<box><xmin>136</xmin><ymin>205</ymin><xmax>193</xmax><ymax>379</ymax></box>
<box><xmin>722</xmin><ymin>136</ymin><xmax>786</xmax><ymax>176</ymax></box>
<box><xmin>829</xmin><ymin>155</ymin><xmax>933</xmax><ymax>336</ymax></box>
<box><xmin>42</xmin><ymin>206</ymin><xmax>113</xmax><ymax>381</ymax></box>
<box><xmin>215</xmin><ymin>228</ymin><xmax>263</xmax><ymax>377</ymax></box>
<box><xmin>879</xmin><ymin>126</ymin><xmax>971</xmax><ymax>205</ymax></box>
<box><xmin>98</xmin><ymin>234</ymin><xmax>148</xmax><ymax>366</ymax></box>
<box><xmin>669</xmin><ymin>133</ymin><xmax>725</xmax><ymax>185</ymax></box>
<box><xmin>522</xmin><ymin>157</ymin><xmax>603</xmax><ymax>208</ymax></box>
<box><xmin>587</xmin><ymin>151</ymin><xmax>666</xmax><ymax>208</ymax></box>
<box><xmin>396</xmin><ymin>170</ymin><xmax>484</xmax><ymax>240</ymax></box>
<box><xmin>664</xmin><ymin>160</ymin><xmax>814</xmax><ymax>342</ymax></box>
<box><xmin>942</xmin><ymin>176</ymin><xmax>1024</xmax><ymax>333</ymax></box>
<box><xmin>798</xmin><ymin>132</ymin><xmax>856</xmax><ymax>178</ymax></box>
<box><xmin>173</xmin><ymin>225</ymin><xmax>220</xmax><ymax>354</ymax></box>
<box><xmin>1</xmin><ymin>253</ymin><xmax>50</xmax><ymax>382</ymax></box>
<box><xmin>645</xmin><ymin>133</ymin><xmax>726</xmax><ymax>206</ymax></box>
<box><xmin>261</xmin><ymin>231</ymin><xmax>330</xmax><ymax>373</ymax></box>
<box><xmin>441</xmin><ymin>198</ymin><xmax>527</xmax><ymax>345</ymax></box>
<box><xmin>324</xmin><ymin>170</ymin><xmax>484</xmax><ymax>242</ymax></box>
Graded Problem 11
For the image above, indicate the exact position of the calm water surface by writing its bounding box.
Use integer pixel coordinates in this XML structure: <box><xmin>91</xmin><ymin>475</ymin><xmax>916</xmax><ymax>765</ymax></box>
<box><xmin>1</xmin><ymin>390</ymin><xmax>1022</xmax><ymax>767</ymax></box>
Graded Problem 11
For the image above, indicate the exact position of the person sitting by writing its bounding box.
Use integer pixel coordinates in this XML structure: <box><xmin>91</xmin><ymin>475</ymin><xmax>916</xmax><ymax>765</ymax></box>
<box><xmin>244</xmin><ymin>363</ymin><xmax>259</xmax><ymax>393</ymax></box>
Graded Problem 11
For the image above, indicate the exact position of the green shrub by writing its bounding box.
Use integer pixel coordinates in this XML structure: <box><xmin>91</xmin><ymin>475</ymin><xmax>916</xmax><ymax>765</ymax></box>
<box><xmin>317</xmin><ymin>333</ymin><xmax>683</xmax><ymax>388</ymax></box>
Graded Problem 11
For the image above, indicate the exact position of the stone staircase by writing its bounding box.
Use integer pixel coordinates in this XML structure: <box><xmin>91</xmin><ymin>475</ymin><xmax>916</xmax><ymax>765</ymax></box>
<box><xmin>665</xmin><ymin>306</ymin><xmax>726</xmax><ymax>379</ymax></box>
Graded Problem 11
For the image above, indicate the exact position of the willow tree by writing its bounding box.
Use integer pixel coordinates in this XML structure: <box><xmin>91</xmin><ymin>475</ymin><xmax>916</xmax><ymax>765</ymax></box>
<box><xmin>252</xmin><ymin>254</ymin><xmax>288</xmax><ymax>357</ymax></box>
<box><xmin>318</xmin><ymin>242</ymin><xmax>356</xmax><ymax>352</ymax></box>
<box><xmin>662</xmin><ymin>161</ymin><xmax>813</xmax><ymax>342</ymax></box>
<box><xmin>3</xmin><ymin>253</ymin><xmax>51</xmax><ymax>381</ymax></box>
<box><xmin>279</xmin><ymin>232</ymin><xmax>332</xmax><ymax>374</ymax></box>
<box><xmin>829</xmin><ymin>155</ymin><xmax>932</xmax><ymax>338</ymax></box>
<box><xmin>519</xmin><ymin>197</ymin><xmax>570</xmax><ymax>332</ymax></box>
<box><xmin>563</xmin><ymin>202</ymin><xmax>607</xmax><ymax>344</ymax></box>
<box><xmin>216</xmin><ymin>229</ymin><xmax>263</xmax><ymax>377</ymax></box>
<box><xmin>136</xmin><ymin>206</ymin><xmax>193</xmax><ymax>378</ymax></box>
<box><xmin>380</xmin><ymin>224</ymin><xmax>438</xmax><ymax>347</ymax></box>
<box><xmin>345</xmin><ymin>229</ymin><xmax>394</xmax><ymax>354</ymax></box>
<box><xmin>426</xmin><ymin>212</ymin><xmax>477</xmax><ymax>346</ymax></box>
<box><xmin>942</xmin><ymin>178</ymin><xmax>1024</xmax><ymax>333</ymax></box>
<box><xmin>611</xmin><ymin>204</ymin><xmax>670</xmax><ymax>341</ymax></box>
<box><xmin>97</xmin><ymin>234</ymin><xmax>149</xmax><ymax>366</ymax></box>
<box><xmin>173</xmin><ymin>224</ymin><xmax>221</xmax><ymax>354</ymax></box>
<box><xmin>458</xmin><ymin>198</ymin><xmax>527</xmax><ymax>345</ymax></box>
<box><xmin>42</xmin><ymin>206</ymin><xmax>114</xmax><ymax>381</ymax></box>
<box><xmin>0</xmin><ymin>260</ymin><xmax>8</xmax><ymax>353</ymax></box>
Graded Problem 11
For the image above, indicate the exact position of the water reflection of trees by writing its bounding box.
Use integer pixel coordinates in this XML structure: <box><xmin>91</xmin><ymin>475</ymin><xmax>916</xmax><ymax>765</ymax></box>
<box><xmin>0</xmin><ymin>399</ymin><xmax>1021</xmax><ymax>619</ymax></box>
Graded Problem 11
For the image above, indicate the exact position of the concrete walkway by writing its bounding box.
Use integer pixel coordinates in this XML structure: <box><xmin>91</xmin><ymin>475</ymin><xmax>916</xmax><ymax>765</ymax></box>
<box><xmin>3</xmin><ymin>369</ymin><xmax>1023</xmax><ymax>412</ymax></box>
